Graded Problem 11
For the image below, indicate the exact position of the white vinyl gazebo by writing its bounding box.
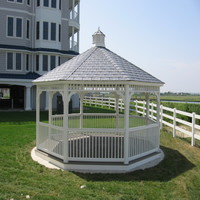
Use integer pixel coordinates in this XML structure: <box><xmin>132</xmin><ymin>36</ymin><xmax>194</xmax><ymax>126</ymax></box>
<box><xmin>32</xmin><ymin>29</ymin><xmax>164</xmax><ymax>173</ymax></box>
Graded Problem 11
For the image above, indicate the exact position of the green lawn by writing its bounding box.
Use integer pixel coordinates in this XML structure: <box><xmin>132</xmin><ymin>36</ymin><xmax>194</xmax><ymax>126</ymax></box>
<box><xmin>160</xmin><ymin>95</ymin><xmax>200</xmax><ymax>102</ymax></box>
<box><xmin>1</xmin><ymin>111</ymin><xmax>200</xmax><ymax>199</ymax></box>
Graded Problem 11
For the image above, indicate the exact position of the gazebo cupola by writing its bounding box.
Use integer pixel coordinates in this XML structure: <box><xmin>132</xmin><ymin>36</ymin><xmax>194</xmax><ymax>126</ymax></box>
<box><xmin>92</xmin><ymin>27</ymin><xmax>105</xmax><ymax>47</ymax></box>
<box><xmin>32</xmin><ymin>29</ymin><xmax>164</xmax><ymax>173</ymax></box>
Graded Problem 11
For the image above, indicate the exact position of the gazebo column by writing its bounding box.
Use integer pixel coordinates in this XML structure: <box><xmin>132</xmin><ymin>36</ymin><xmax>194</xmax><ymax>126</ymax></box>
<box><xmin>115</xmin><ymin>94</ymin><xmax>119</xmax><ymax>128</ymax></box>
<box><xmin>156</xmin><ymin>92</ymin><xmax>161</xmax><ymax>148</ymax></box>
<box><xmin>79</xmin><ymin>93</ymin><xmax>84</xmax><ymax>128</ymax></box>
<box><xmin>156</xmin><ymin>92</ymin><xmax>161</xmax><ymax>125</ymax></box>
<box><xmin>145</xmin><ymin>93</ymin><xmax>150</xmax><ymax>118</ymax></box>
<box><xmin>36</xmin><ymin>88</ymin><xmax>42</xmax><ymax>147</ymax></box>
<box><xmin>124</xmin><ymin>84</ymin><xmax>130</xmax><ymax>164</ymax></box>
<box><xmin>45</xmin><ymin>92</ymin><xmax>49</xmax><ymax>111</ymax></box>
<box><xmin>48</xmin><ymin>92</ymin><xmax>54</xmax><ymax>135</ymax></box>
<box><xmin>63</xmin><ymin>85</ymin><xmax>69</xmax><ymax>163</ymax></box>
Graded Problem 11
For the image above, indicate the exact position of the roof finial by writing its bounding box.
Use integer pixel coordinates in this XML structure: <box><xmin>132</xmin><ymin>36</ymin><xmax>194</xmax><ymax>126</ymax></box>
<box><xmin>92</xmin><ymin>28</ymin><xmax>105</xmax><ymax>47</ymax></box>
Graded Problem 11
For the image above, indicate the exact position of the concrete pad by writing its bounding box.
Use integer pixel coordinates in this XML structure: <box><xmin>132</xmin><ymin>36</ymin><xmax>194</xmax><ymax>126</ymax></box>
<box><xmin>31</xmin><ymin>147</ymin><xmax>60</xmax><ymax>170</ymax></box>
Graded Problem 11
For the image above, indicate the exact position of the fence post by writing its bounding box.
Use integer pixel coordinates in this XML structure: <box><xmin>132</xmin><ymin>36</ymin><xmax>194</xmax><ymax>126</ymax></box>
<box><xmin>192</xmin><ymin>112</ymin><xmax>196</xmax><ymax>146</ymax></box>
<box><xmin>173</xmin><ymin>108</ymin><xmax>176</xmax><ymax>137</ymax></box>
<box><xmin>160</xmin><ymin>105</ymin><xmax>163</xmax><ymax>130</ymax></box>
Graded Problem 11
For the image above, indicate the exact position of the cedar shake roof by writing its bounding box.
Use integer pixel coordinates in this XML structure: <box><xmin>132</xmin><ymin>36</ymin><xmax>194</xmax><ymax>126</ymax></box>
<box><xmin>34</xmin><ymin>46</ymin><xmax>163</xmax><ymax>84</ymax></box>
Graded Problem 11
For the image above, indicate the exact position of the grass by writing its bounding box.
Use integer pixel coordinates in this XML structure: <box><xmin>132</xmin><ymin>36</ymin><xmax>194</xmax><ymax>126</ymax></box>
<box><xmin>1</xmin><ymin>110</ymin><xmax>200</xmax><ymax>199</ymax></box>
<box><xmin>160</xmin><ymin>95</ymin><xmax>200</xmax><ymax>102</ymax></box>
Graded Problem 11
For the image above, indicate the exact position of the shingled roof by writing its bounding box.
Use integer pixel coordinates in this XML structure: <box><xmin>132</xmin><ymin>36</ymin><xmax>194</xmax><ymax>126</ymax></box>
<box><xmin>34</xmin><ymin>30</ymin><xmax>163</xmax><ymax>84</ymax></box>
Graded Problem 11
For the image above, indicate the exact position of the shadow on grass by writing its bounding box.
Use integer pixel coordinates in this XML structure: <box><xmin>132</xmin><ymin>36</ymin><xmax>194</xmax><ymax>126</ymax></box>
<box><xmin>0</xmin><ymin>111</ymin><xmax>48</xmax><ymax>124</ymax></box>
<box><xmin>74</xmin><ymin>145</ymin><xmax>195</xmax><ymax>182</ymax></box>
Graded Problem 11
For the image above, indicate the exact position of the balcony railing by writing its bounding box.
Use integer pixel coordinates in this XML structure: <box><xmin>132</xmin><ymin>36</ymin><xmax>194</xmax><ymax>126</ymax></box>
<box><xmin>70</xmin><ymin>10</ymin><xmax>79</xmax><ymax>23</ymax></box>
<box><xmin>69</xmin><ymin>40</ymin><xmax>78</xmax><ymax>52</ymax></box>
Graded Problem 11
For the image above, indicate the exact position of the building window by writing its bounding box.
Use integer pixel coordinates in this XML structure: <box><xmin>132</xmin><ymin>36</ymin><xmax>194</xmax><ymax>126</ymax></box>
<box><xmin>37</xmin><ymin>0</ymin><xmax>40</xmax><ymax>6</ymax></box>
<box><xmin>43</xmin><ymin>55</ymin><xmax>48</xmax><ymax>71</ymax></box>
<box><xmin>7</xmin><ymin>17</ymin><xmax>23</xmax><ymax>38</ymax></box>
<box><xmin>7</xmin><ymin>17</ymin><xmax>14</xmax><ymax>37</ymax></box>
<box><xmin>50</xmin><ymin>56</ymin><xmax>56</xmax><ymax>70</ymax></box>
<box><xmin>51</xmin><ymin>23</ymin><xmax>56</xmax><ymax>41</ymax></box>
<box><xmin>59</xmin><ymin>24</ymin><xmax>61</xmax><ymax>42</ymax></box>
<box><xmin>27</xmin><ymin>0</ymin><xmax>30</xmax><ymax>6</ymax></box>
<box><xmin>26</xmin><ymin>20</ymin><xmax>30</xmax><ymax>39</ymax></box>
<box><xmin>44</xmin><ymin>0</ymin><xmax>49</xmax><ymax>7</ymax></box>
<box><xmin>26</xmin><ymin>54</ymin><xmax>29</xmax><ymax>71</ymax></box>
<box><xmin>7</xmin><ymin>52</ymin><xmax>22</xmax><ymax>71</ymax></box>
<box><xmin>36</xmin><ymin>21</ymin><xmax>40</xmax><ymax>39</ymax></box>
<box><xmin>16</xmin><ymin>18</ymin><xmax>22</xmax><ymax>37</ymax></box>
<box><xmin>8</xmin><ymin>0</ymin><xmax>23</xmax><ymax>2</ymax></box>
<box><xmin>43</xmin><ymin>22</ymin><xmax>48</xmax><ymax>40</ymax></box>
<box><xmin>58</xmin><ymin>56</ymin><xmax>60</xmax><ymax>65</ymax></box>
<box><xmin>36</xmin><ymin>55</ymin><xmax>39</xmax><ymax>71</ymax></box>
<box><xmin>7</xmin><ymin>53</ymin><xmax>13</xmax><ymax>70</ymax></box>
<box><xmin>16</xmin><ymin>53</ymin><xmax>22</xmax><ymax>70</ymax></box>
<box><xmin>51</xmin><ymin>0</ymin><xmax>56</xmax><ymax>8</ymax></box>
<box><xmin>59</xmin><ymin>0</ymin><xmax>61</xmax><ymax>9</ymax></box>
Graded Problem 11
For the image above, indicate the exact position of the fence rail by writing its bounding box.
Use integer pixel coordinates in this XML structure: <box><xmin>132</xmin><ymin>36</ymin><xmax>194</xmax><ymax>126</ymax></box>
<box><xmin>83</xmin><ymin>96</ymin><xmax>200</xmax><ymax>146</ymax></box>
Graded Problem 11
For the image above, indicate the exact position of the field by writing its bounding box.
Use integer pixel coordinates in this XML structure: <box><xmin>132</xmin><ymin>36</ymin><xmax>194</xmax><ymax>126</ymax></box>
<box><xmin>1</xmin><ymin>111</ymin><xmax>200</xmax><ymax>200</ymax></box>
<box><xmin>160</xmin><ymin>94</ymin><xmax>200</xmax><ymax>102</ymax></box>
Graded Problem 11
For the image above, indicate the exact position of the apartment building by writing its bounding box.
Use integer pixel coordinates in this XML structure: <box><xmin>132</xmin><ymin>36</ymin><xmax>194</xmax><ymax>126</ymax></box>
<box><xmin>0</xmin><ymin>0</ymin><xmax>80</xmax><ymax>110</ymax></box>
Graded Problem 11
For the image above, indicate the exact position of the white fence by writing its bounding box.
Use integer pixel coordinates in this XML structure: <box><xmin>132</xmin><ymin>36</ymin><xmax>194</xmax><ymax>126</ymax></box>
<box><xmin>84</xmin><ymin>96</ymin><xmax>200</xmax><ymax>146</ymax></box>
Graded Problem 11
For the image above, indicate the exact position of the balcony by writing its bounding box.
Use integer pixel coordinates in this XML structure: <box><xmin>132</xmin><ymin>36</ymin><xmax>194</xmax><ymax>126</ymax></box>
<box><xmin>69</xmin><ymin>40</ymin><xmax>78</xmax><ymax>52</ymax></box>
<box><xmin>70</xmin><ymin>10</ymin><xmax>79</xmax><ymax>23</ymax></box>
<box><xmin>69</xmin><ymin>10</ymin><xmax>80</xmax><ymax>30</ymax></box>
<box><xmin>69</xmin><ymin>0</ymin><xmax>80</xmax><ymax>10</ymax></box>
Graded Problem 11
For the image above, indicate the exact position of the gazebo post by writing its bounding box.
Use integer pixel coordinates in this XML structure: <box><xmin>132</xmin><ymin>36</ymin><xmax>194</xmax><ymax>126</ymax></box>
<box><xmin>63</xmin><ymin>85</ymin><xmax>69</xmax><ymax>163</ymax></box>
<box><xmin>156</xmin><ymin>92</ymin><xmax>161</xmax><ymax>149</ymax></box>
<box><xmin>45</xmin><ymin>91</ymin><xmax>49</xmax><ymax>111</ymax></box>
<box><xmin>124</xmin><ymin>84</ymin><xmax>130</xmax><ymax>164</ymax></box>
<box><xmin>79</xmin><ymin>93</ymin><xmax>84</xmax><ymax>128</ymax></box>
<box><xmin>115</xmin><ymin>94</ymin><xmax>119</xmax><ymax>128</ymax></box>
<box><xmin>48</xmin><ymin>92</ymin><xmax>54</xmax><ymax>127</ymax></box>
<box><xmin>145</xmin><ymin>93</ymin><xmax>150</xmax><ymax>118</ymax></box>
<box><xmin>36</xmin><ymin>87</ymin><xmax>41</xmax><ymax>147</ymax></box>
<box><xmin>156</xmin><ymin>92</ymin><xmax>160</xmax><ymax>124</ymax></box>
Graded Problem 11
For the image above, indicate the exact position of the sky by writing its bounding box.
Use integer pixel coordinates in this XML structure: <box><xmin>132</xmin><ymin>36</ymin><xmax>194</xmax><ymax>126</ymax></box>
<box><xmin>79</xmin><ymin>0</ymin><xmax>200</xmax><ymax>93</ymax></box>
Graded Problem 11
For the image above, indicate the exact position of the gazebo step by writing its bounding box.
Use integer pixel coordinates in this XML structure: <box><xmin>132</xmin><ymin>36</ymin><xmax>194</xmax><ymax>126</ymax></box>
<box><xmin>33</xmin><ymin>147</ymin><xmax>164</xmax><ymax>173</ymax></box>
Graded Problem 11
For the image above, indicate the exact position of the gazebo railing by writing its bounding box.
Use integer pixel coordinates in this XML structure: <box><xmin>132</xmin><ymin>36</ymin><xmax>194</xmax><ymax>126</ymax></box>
<box><xmin>37</xmin><ymin>122</ymin><xmax>64</xmax><ymax>160</ymax></box>
<box><xmin>52</xmin><ymin>114</ymin><xmax>64</xmax><ymax>127</ymax></box>
<box><xmin>52</xmin><ymin>113</ymin><xmax>125</xmax><ymax>128</ymax></box>
<box><xmin>128</xmin><ymin>123</ymin><xmax>159</xmax><ymax>161</ymax></box>
<box><xmin>67</xmin><ymin>128</ymin><xmax>124</xmax><ymax>162</ymax></box>
<box><xmin>37</xmin><ymin>115</ymin><xmax>159</xmax><ymax>163</ymax></box>
<box><xmin>51</xmin><ymin>113</ymin><xmax>155</xmax><ymax>129</ymax></box>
